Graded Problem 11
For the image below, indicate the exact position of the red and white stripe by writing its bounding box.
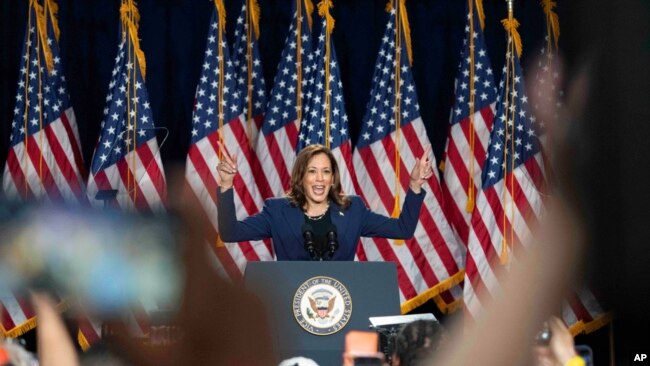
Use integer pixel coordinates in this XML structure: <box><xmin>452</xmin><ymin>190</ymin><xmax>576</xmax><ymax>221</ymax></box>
<box><xmin>463</xmin><ymin>153</ymin><xmax>546</xmax><ymax>318</ymax></box>
<box><xmin>87</xmin><ymin>138</ymin><xmax>166</xmax><ymax>213</ymax></box>
<box><xmin>442</xmin><ymin>104</ymin><xmax>495</xmax><ymax>245</ymax></box>
<box><xmin>353</xmin><ymin>118</ymin><xmax>465</xmax><ymax>309</ymax></box>
<box><xmin>254</xmin><ymin>120</ymin><xmax>300</xmax><ymax>199</ymax></box>
<box><xmin>3</xmin><ymin>107</ymin><xmax>87</xmax><ymax>204</ymax></box>
<box><xmin>1</xmin><ymin>293</ymin><xmax>35</xmax><ymax>337</ymax></box>
<box><xmin>186</xmin><ymin>115</ymin><xmax>274</xmax><ymax>279</ymax></box>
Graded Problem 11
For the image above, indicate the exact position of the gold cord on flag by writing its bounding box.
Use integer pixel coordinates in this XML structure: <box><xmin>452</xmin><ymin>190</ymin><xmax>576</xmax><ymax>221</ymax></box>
<box><xmin>214</xmin><ymin>0</ymin><xmax>227</xmax><ymax>248</ymax></box>
<box><xmin>499</xmin><ymin>0</ymin><xmax>523</xmax><ymax>265</ymax></box>
<box><xmin>296</xmin><ymin>0</ymin><xmax>304</xmax><ymax>125</ymax></box>
<box><xmin>391</xmin><ymin>0</ymin><xmax>402</xmax><ymax>220</ymax></box>
<box><xmin>246</xmin><ymin>0</ymin><xmax>255</xmax><ymax>147</ymax></box>
<box><xmin>22</xmin><ymin>1</ymin><xmax>35</xmax><ymax>197</ymax></box>
<box><xmin>466</xmin><ymin>0</ymin><xmax>476</xmax><ymax>213</ymax></box>
<box><xmin>385</xmin><ymin>0</ymin><xmax>412</xmax><ymax>65</ymax></box>
<box><xmin>318</xmin><ymin>0</ymin><xmax>334</xmax><ymax>148</ymax></box>
<box><xmin>35</xmin><ymin>3</ymin><xmax>45</xmax><ymax>188</ymax></box>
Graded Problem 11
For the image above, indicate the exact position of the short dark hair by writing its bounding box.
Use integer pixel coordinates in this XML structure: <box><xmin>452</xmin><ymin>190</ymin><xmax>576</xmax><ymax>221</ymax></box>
<box><xmin>286</xmin><ymin>144</ymin><xmax>350</xmax><ymax>209</ymax></box>
<box><xmin>392</xmin><ymin>320</ymin><xmax>447</xmax><ymax>366</ymax></box>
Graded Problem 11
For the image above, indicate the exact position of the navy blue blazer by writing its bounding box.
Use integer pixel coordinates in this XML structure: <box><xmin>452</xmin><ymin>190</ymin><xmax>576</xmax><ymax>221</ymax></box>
<box><xmin>217</xmin><ymin>187</ymin><xmax>425</xmax><ymax>260</ymax></box>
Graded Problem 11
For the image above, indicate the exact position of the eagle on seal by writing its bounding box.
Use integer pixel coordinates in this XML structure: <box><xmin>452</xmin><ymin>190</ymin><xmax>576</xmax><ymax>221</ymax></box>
<box><xmin>309</xmin><ymin>295</ymin><xmax>336</xmax><ymax>319</ymax></box>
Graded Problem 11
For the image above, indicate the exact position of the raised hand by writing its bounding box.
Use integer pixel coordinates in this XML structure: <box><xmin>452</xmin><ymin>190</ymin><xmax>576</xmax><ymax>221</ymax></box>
<box><xmin>216</xmin><ymin>146</ymin><xmax>237</xmax><ymax>192</ymax></box>
<box><xmin>409</xmin><ymin>144</ymin><xmax>434</xmax><ymax>193</ymax></box>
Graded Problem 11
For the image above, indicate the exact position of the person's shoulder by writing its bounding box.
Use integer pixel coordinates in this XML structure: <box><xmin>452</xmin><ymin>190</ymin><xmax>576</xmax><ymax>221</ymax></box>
<box><xmin>265</xmin><ymin>196</ymin><xmax>292</xmax><ymax>208</ymax></box>
<box><xmin>345</xmin><ymin>195</ymin><xmax>366</xmax><ymax>209</ymax></box>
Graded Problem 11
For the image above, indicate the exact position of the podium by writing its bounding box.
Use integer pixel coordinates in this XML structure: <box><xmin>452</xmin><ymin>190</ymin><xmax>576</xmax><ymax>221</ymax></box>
<box><xmin>244</xmin><ymin>261</ymin><xmax>400</xmax><ymax>365</ymax></box>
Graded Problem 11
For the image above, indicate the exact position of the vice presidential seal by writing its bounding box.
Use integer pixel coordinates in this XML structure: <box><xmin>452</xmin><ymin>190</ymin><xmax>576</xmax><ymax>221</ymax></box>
<box><xmin>292</xmin><ymin>276</ymin><xmax>352</xmax><ymax>335</ymax></box>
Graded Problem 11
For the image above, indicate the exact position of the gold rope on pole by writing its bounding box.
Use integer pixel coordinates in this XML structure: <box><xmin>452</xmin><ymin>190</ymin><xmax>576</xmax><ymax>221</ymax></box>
<box><xmin>22</xmin><ymin>1</ymin><xmax>35</xmax><ymax>198</ymax></box>
<box><xmin>466</xmin><ymin>0</ymin><xmax>476</xmax><ymax>213</ymax></box>
<box><xmin>318</xmin><ymin>0</ymin><xmax>334</xmax><ymax>148</ymax></box>
<box><xmin>246</xmin><ymin>0</ymin><xmax>254</xmax><ymax>148</ymax></box>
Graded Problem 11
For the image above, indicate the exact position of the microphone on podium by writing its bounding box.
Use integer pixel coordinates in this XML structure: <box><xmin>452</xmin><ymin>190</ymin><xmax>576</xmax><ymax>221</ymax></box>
<box><xmin>302</xmin><ymin>224</ymin><xmax>318</xmax><ymax>260</ymax></box>
<box><xmin>324</xmin><ymin>224</ymin><xmax>338</xmax><ymax>261</ymax></box>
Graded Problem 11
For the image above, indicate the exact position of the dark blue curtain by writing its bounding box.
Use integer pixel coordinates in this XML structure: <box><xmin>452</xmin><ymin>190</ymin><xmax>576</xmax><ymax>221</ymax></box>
<box><xmin>0</xmin><ymin>0</ymin><xmax>552</xmax><ymax>174</ymax></box>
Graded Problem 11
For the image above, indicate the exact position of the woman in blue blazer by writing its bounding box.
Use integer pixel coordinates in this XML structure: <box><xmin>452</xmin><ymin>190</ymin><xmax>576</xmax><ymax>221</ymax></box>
<box><xmin>216</xmin><ymin>144</ymin><xmax>434</xmax><ymax>261</ymax></box>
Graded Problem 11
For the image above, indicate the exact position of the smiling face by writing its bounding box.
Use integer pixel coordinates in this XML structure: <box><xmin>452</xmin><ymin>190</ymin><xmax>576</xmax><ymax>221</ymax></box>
<box><xmin>302</xmin><ymin>153</ymin><xmax>333</xmax><ymax>208</ymax></box>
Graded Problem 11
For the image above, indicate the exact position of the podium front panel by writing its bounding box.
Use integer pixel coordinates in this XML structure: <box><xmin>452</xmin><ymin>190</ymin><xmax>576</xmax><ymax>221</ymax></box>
<box><xmin>244</xmin><ymin>261</ymin><xmax>400</xmax><ymax>365</ymax></box>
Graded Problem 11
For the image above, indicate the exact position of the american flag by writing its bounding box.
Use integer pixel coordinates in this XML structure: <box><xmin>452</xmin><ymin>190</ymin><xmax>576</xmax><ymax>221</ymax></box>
<box><xmin>184</xmin><ymin>2</ymin><xmax>274</xmax><ymax>279</ymax></box>
<box><xmin>86</xmin><ymin>3</ymin><xmax>166</xmax><ymax>340</ymax></box>
<box><xmin>255</xmin><ymin>0</ymin><xmax>314</xmax><ymax>198</ymax></box>
<box><xmin>1</xmin><ymin>0</ymin><xmax>85</xmax><ymax>340</ymax></box>
<box><xmin>442</xmin><ymin>4</ymin><xmax>497</xmax><ymax>247</ymax></box>
<box><xmin>232</xmin><ymin>1</ymin><xmax>267</xmax><ymax>148</ymax></box>
<box><xmin>86</xmin><ymin>4</ymin><xmax>166</xmax><ymax>213</ymax></box>
<box><xmin>462</xmin><ymin>35</ymin><xmax>547</xmax><ymax>319</ymax></box>
<box><xmin>532</xmin><ymin>8</ymin><xmax>610</xmax><ymax>334</ymax></box>
<box><xmin>2</xmin><ymin>0</ymin><xmax>86</xmax><ymax>204</ymax></box>
<box><xmin>352</xmin><ymin>4</ymin><xmax>465</xmax><ymax>313</ymax></box>
<box><xmin>297</xmin><ymin>8</ymin><xmax>358</xmax><ymax>197</ymax></box>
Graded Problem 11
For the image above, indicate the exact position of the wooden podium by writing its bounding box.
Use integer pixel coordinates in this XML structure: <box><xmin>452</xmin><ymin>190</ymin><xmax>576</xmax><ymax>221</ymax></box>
<box><xmin>244</xmin><ymin>261</ymin><xmax>400</xmax><ymax>365</ymax></box>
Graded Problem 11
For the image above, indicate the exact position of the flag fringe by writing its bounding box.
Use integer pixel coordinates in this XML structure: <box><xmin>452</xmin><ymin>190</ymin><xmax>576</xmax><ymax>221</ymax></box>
<box><xmin>400</xmin><ymin>270</ymin><xmax>465</xmax><ymax>314</ymax></box>
<box><xmin>433</xmin><ymin>295</ymin><xmax>463</xmax><ymax>314</ymax></box>
<box><xmin>77</xmin><ymin>330</ymin><xmax>91</xmax><ymax>351</ymax></box>
<box><xmin>1</xmin><ymin>300</ymin><xmax>70</xmax><ymax>338</ymax></box>
<box><xmin>568</xmin><ymin>312</ymin><xmax>612</xmax><ymax>337</ymax></box>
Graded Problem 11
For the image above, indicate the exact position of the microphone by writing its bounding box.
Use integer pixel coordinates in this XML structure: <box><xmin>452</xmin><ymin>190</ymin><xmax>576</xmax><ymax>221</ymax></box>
<box><xmin>302</xmin><ymin>224</ymin><xmax>318</xmax><ymax>260</ymax></box>
<box><xmin>324</xmin><ymin>224</ymin><xmax>338</xmax><ymax>261</ymax></box>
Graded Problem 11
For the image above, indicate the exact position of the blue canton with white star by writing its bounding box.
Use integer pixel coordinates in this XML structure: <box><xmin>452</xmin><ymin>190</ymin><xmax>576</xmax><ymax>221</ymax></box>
<box><xmin>261</xmin><ymin>2</ymin><xmax>313</xmax><ymax>136</ymax></box>
<box><xmin>481</xmin><ymin>50</ymin><xmax>541</xmax><ymax>188</ymax></box>
<box><xmin>449</xmin><ymin>7</ymin><xmax>497</xmax><ymax>126</ymax></box>
<box><xmin>91</xmin><ymin>25</ymin><xmax>158</xmax><ymax>174</ymax></box>
<box><xmin>297</xmin><ymin>17</ymin><xmax>349</xmax><ymax>151</ymax></box>
<box><xmin>190</xmin><ymin>9</ymin><xmax>240</xmax><ymax>145</ymax></box>
<box><xmin>356</xmin><ymin>9</ymin><xmax>420</xmax><ymax>149</ymax></box>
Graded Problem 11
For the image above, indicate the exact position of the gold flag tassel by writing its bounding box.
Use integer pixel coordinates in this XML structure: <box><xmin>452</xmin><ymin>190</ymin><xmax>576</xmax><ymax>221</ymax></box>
<box><xmin>33</xmin><ymin>1</ymin><xmax>55</xmax><ymax>73</ymax></box>
<box><xmin>475</xmin><ymin>0</ymin><xmax>485</xmax><ymax>31</ymax></box>
<box><xmin>501</xmin><ymin>16</ymin><xmax>522</xmax><ymax>59</ymax></box>
<box><xmin>318</xmin><ymin>0</ymin><xmax>335</xmax><ymax>148</ymax></box>
<box><xmin>305</xmin><ymin>0</ymin><xmax>314</xmax><ymax>31</ymax></box>
<box><xmin>120</xmin><ymin>1</ymin><xmax>146</xmax><ymax>79</ymax></box>
<box><xmin>44</xmin><ymin>0</ymin><xmax>61</xmax><ymax>41</ymax></box>
<box><xmin>541</xmin><ymin>0</ymin><xmax>560</xmax><ymax>50</ymax></box>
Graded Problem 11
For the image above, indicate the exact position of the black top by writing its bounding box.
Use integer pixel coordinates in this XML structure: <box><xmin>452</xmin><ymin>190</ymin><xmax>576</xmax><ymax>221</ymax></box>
<box><xmin>304</xmin><ymin>207</ymin><xmax>332</xmax><ymax>259</ymax></box>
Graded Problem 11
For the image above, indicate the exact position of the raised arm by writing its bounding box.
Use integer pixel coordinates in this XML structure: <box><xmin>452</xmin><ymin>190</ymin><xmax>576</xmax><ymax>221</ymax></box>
<box><xmin>216</xmin><ymin>150</ymin><xmax>271</xmax><ymax>242</ymax></box>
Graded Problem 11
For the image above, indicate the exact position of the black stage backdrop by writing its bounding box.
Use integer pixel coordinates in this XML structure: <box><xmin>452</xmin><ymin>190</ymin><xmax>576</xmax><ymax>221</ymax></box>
<box><xmin>0</xmin><ymin>0</ymin><xmax>552</xmax><ymax>175</ymax></box>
